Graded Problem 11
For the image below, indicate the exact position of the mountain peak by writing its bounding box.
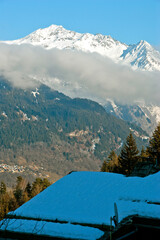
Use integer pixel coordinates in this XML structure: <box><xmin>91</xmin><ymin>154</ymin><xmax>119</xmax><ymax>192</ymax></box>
<box><xmin>139</xmin><ymin>40</ymin><xmax>149</xmax><ymax>45</ymax></box>
<box><xmin>39</xmin><ymin>24</ymin><xmax>65</xmax><ymax>32</ymax></box>
<box><xmin>120</xmin><ymin>39</ymin><xmax>160</xmax><ymax>71</ymax></box>
<box><xmin>2</xmin><ymin>24</ymin><xmax>160</xmax><ymax>71</ymax></box>
<box><xmin>28</xmin><ymin>24</ymin><xmax>66</xmax><ymax>39</ymax></box>
<box><xmin>137</xmin><ymin>40</ymin><xmax>153</xmax><ymax>50</ymax></box>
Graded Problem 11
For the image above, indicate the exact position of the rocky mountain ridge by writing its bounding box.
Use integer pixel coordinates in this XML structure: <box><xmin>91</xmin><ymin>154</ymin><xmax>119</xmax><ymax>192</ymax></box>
<box><xmin>4</xmin><ymin>24</ymin><xmax>160</xmax><ymax>71</ymax></box>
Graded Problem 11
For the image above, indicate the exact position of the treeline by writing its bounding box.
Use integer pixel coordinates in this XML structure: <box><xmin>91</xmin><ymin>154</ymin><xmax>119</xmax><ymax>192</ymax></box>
<box><xmin>0</xmin><ymin>176</ymin><xmax>51</xmax><ymax>220</ymax></box>
<box><xmin>101</xmin><ymin>123</ymin><xmax>160</xmax><ymax>175</ymax></box>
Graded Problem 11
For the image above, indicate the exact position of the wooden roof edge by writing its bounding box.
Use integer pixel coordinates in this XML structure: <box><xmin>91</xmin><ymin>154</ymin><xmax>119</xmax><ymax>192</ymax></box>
<box><xmin>1</xmin><ymin>214</ymin><xmax>110</xmax><ymax>232</ymax></box>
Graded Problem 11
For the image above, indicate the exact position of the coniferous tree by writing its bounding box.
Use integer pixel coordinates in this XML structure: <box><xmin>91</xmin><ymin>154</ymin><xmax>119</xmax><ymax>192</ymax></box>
<box><xmin>140</xmin><ymin>146</ymin><xmax>149</xmax><ymax>162</ymax></box>
<box><xmin>21</xmin><ymin>191</ymin><xmax>30</xmax><ymax>204</ymax></box>
<box><xmin>147</xmin><ymin>123</ymin><xmax>160</xmax><ymax>166</ymax></box>
<box><xmin>107</xmin><ymin>150</ymin><xmax>119</xmax><ymax>172</ymax></box>
<box><xmin>8</xmin><ymin>193</ymin><xmax>18</xmax><ymax>212</ymax></box>
<box><xmin>31</xmin><ymin>178</ymin><xmax>51</xmax><ymax>197</ymax></box>
<box><xmin>108</xmin><ymin>150</ymin><xmax>117</xmax><ymax>162</ymax></box>
<box><xmin>0</xmin><ymin>182</ymin><xmax>7</xmax><ymax>219</ymax></box>
<box><xmin>25</xmin><ymin>182</ymin><xmax>32</xmax><ymax>199</ymax></box>
<box><xmin>31</xmin><ymin>178</ymin><xmax>42</xmax><ymax>197</ymax></box>
<box><xmin>101</xmin><ymin>150</ymin><xmax>119</xmax><ymax>173</ymax></box>
<box><xmin>118</xmin><ymin>132</ymin><xmax>139</xmax><ymax>175</ymax></box>
<box><xmin>0</xmin><ymin>182</ymin><xmax>6</xmax><ymax>195</ymax></box>
<box><xmin>0</xmin><ymin>177</ymin><xmax>51</xmax><ymax>220</ymax></box>
<box><xmin>14</xmin><ymin>176</ymin><xmax>27</xmax><ymax>206</ymax></box>
<box><xmin>101</xmin><ymin>160</ymin><xmax>108</xmax><ymax>172</ymax></box>
<box><xmin>41</xmin><ymin>178</ymin><xmax>51</xmax><ymax>191</ymax></box>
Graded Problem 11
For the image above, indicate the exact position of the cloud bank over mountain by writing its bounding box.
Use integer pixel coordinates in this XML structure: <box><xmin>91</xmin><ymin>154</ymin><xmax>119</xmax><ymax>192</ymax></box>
<box><xmin>0</xmin><ymin>43</ymin><xmax>159</xmax><ymax>105</ymax></box>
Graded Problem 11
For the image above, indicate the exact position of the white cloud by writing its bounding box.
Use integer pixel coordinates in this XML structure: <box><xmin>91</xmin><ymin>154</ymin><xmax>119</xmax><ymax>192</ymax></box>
<box><xmin>0</xmin><ymin>43</ymin><xmax>160</xmax><ymax>105</ymax></box>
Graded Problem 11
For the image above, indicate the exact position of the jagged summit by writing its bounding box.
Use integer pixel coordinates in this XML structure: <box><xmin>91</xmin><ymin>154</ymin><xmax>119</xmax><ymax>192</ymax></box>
<box><xmin>10</xmin><ymin>24</ymin><xmax>126</xmax><ymax>60</ymax></box>
<box><xmin>2</xmin><ymin>24</ymin><xmax>160</xmax><ymax>71</ymax></box>
<box><xmin>121</xmin><ymin>40</ymin><xmax>160</xmax><ymax>71</ymax></box>
<box><xmin>31</xmin><ymin>24</ymin><xmax>66</xmax><ymax>37</ymax></box>
<box><xmin>3</xmin><ymin>24</ymin><xmax>160</xmax><ymax>71</ymax></box>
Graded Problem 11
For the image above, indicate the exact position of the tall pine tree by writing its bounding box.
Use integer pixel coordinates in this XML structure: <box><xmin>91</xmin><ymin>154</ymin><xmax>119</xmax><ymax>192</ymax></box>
<box><xmin>101</xmin><ymin>160</ymin><xmax>108</xmax><ymax>172</ymax></box>
<box><xmin>0</xmin><ymin>182</ymin><xmax>6</xmax><ymax>195</ymax></box>
<box><xmin>147</xmin><ymin>123</ymin><xmax>160</xmax><ymax>166</ymax></box>
<box><xmin>100</xmin><ymin>150</ymin><xmax>119</xmax><ymax>173</ymax></box>
<box><xmin>118</xmin><ymin>132</ymin><xmax>139</xmax><ymax>175</ymax></box>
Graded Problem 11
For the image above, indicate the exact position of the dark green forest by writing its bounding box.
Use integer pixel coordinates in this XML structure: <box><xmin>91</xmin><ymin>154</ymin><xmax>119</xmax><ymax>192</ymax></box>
<box><xmin>0</xmin><ymin>77</ymin><xmax>149</xmax><ymax>185</ymax></box>
<box><xmin>0</xmin><ymin>78</ymin><xmax>148</xmax><ymax>155</ymax></box>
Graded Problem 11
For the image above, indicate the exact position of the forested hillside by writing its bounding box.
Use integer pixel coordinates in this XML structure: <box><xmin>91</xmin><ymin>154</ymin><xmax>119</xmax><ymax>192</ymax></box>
<box><xmin>0</xmin><ymin>78</ymin><xmax>149</xmax><ymax>185</ymax></box>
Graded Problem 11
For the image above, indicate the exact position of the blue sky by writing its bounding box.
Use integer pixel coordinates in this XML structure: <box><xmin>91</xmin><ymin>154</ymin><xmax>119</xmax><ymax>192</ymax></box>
<box><xmin>0</xmin><ymin>0</ymin><xmax>159</xmax><ymax>46</ymax></box>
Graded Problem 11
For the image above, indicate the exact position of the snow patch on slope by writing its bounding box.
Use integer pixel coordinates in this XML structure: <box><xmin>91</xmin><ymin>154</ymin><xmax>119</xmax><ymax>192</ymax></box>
<box><xmin>146</xmin><ymin>105</ymin><xmax>160</xmax><ymax>124</ymax></box>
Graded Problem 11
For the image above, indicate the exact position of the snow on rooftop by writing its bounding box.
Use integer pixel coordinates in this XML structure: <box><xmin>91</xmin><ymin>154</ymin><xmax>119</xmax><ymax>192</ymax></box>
<box><xmin>7</xmin><ymin>171</ymin><xmax>160</xmax><ymax>227</ymax></box>
<box><xmin>0</xmin><ymin>219</ymin><xmax>104</xmax><ymax>240</ymax></box>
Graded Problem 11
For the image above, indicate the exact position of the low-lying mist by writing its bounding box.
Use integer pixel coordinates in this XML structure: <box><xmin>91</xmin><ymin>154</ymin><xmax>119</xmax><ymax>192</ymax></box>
<box><xmin>0</xmin><ymin>43</ymin><xmax>160</xmax><ymax>105</ymax></box>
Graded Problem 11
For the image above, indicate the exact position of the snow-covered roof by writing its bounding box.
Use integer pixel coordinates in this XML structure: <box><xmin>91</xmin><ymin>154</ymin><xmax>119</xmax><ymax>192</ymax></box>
<box><xmin>0</xmin><ymin>219</ymin><xmax>103</xmax><ymax>240</ymax></box>
<box><xmin>1</xmin><ymin>171</ymin><xmax>160</xmax><ymax>239</ymax></box>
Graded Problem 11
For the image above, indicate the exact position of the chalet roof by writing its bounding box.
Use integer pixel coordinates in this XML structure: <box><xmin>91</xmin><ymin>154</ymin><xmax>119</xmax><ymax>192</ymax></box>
<box><xmin>0</xmin><ymin>171</ymin><xmax>160</xmax><ymax>239</ymax></box>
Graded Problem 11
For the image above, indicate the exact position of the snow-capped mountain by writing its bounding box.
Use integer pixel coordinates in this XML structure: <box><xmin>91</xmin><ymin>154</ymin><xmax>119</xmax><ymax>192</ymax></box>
<box><xmin>1</xmin><ymin>24</ymin><xmax>160</xmax><ymax>135</ymax></box>
<box><xmin>121</xmin><ymin>40</ymin><xmax>160</xmax><ymax>71</ymax></box>
<box><xmin>5</xmin><ymin>25</ymin><xmax>127</xmax><ymax>60</ymax></box>
<box><xmin>4</xmin><ymin>24</ymin><xmax>160</xmax><ymax>71</ymax></box>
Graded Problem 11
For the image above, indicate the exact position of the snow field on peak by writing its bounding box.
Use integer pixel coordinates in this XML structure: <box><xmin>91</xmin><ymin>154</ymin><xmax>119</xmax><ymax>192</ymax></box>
<box><xmin>120</xmin><ymin>40</ymin><xmax>160</xmax><ymax>71</ymax></box>
<box><xmin>13</xmin><ymin>25</ymin><xmax>127</xmax><ymax>61</ymax></box>
<box><xmin>3</xmin><ymin>24</ymin><xmax>160</xmax><ymax>71</ymax></box>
